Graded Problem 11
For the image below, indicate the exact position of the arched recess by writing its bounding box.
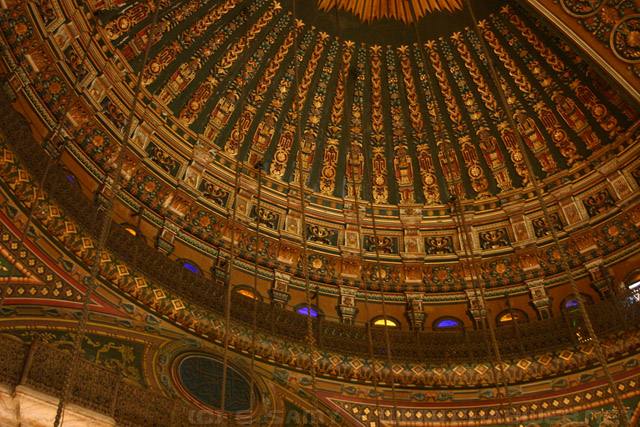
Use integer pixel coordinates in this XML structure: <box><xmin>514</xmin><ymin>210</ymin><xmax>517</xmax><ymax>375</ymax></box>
<box><xmin>178</xmin><ymin>259</ymin><xmax>203</xmax><ymax>276</ymax></box>
<box><xmin>561</xmin><ymin>293</ymin><xmax>594</xmax><ymax>313</ymax></box>
<box><xmin>121</xmin><ymin>223</ymin><xmax>141</xmax><ymax>238</ymax></box>
<box><xmin>625</xmin><ymin>269</ymin><xmax>640</xmax><ymax>291</ymax></box>
<box><xmin>294</xmin><ymin>304</ymin><xmax>322</xmax><ymax>319</ymax></box>
<box><xmin>432</xmin><ymin>316</ymin><xmax>464</xmax><ymax>331</ymax></box>
<box><xmin>370</xmin><ymin>315</ymin><xmax>401</xmax><ymax>328</ymax></box>
<box><xmin>496</xmin><ymin>309</ymin><xmax>529</xmax><ymax>326</ymax></box>
<box><xmin>233</xmin><ymin>285</ymin><xmax>263</xmax><ymax>301</ymax></box>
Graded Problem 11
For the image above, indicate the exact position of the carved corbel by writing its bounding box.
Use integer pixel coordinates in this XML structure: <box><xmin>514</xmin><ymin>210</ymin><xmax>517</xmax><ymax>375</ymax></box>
<box><xmin>337</xmin><ymin>285</ymin><xmax>358</xmax><ymax>325</ymax></box>
<box><xmin>405</xmin><ymin>292</ymin><xmax>426</xmax><ymax>330</ymax></box>
<box><xmin>465</xmin><ymin>288</ymin><xmax>487</xmax><ymax>328</ymax></box>
<box><xmin>585</xmin><ymin>258</ymin><xmax>612</xmax><ymax>299</ymax></box>
<box><xmin>526</xmin><ymin>278</ymin><xmax>551</xmax><ymax>320</ymax></box>
<box><xmin>156</xmin><ymin>218</ymin><xmax>180</xmax><ymax>255</ymax></box>
<box><xmin>270</xmin><ymin>271</ymin><xmax>291</xmax><ymax>308</ymax></box>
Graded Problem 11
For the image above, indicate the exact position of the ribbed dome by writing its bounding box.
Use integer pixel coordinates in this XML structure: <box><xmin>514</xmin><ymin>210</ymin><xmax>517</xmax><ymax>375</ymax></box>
<box><xmin>1</xmin><ymin>1</ymin><xmax>640</xmax><ymax>424</ymax></box>
<box><xmin>96</xmin><ymin>0</ymin><xmax>636</xmax><ymax>206</ymax></box>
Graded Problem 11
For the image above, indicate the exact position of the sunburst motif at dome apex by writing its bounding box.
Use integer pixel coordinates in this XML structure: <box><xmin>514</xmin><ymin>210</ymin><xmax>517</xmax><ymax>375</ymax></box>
<box><xmin>316</xmin><ymin>0</ymin><xmax>463</xmax><ymax>23</ymax></box>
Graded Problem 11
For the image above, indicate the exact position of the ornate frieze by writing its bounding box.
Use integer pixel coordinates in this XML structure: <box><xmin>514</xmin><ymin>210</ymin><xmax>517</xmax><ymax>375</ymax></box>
<box><xmin>178</xmin><ymin>3</ymin><xmax>281</xmax><ymax>125</ymax></box>
<box><xmin>363</xmin><ymin>235</ymin><xmax>397</xmax><ymax>254</ymax></box>
<box><xmin>319</xmin><ymin>41</ymin><xmax>354</xmax><ymax>196</ymax></box>
<box><xmin>368</xmin><ymin>45</ymin><xmax>389</xmax><ymax>204</ymax></box>
<box><xmin>269</xmin><ymin>32</ymin><xmax>328</xmax><ymax>179</ymax></box>
<box><xmin>306</xmin><ymin>223</ymin><xmax>338</xmax><ymax>246</ymax></box>
<box><xmin>396</xmin><ymin>46</ymin><xmax>441</xmax><ymax>203</ymax></box>
<box><xmin>424</xmin><ymin>235</ymin><xmax>454</xmax><ymax>255</ymax></box>
<box><xmin>582</xmin><ymin>188</ymin><xmax>616</xmax><ymax>218</ymax></box>
<box><xmin>531</xmin><ymin>212</ymin><xmax>564</xmax><ymax>238</ymax></box>
<box><xmin>478</xmin><ymin>228</ymin><xmax>511</xmax><ymax>250</ymax></box>
<box><xmin>140</xmin><ymin>0</ymin><xmax>239</xmax><ymax>86</ymax></box>
<box><xmin>250</xmin><ymin>205</ymin><xmax>280</xmax><ymax>230</ymax></box>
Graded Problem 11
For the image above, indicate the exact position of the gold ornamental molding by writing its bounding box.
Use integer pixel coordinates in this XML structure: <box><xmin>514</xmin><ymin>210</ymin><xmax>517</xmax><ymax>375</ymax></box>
<box><xmin>524</xmin><ymin>0</ymin><xmax>640</xmax><ymax>104</ymax></box>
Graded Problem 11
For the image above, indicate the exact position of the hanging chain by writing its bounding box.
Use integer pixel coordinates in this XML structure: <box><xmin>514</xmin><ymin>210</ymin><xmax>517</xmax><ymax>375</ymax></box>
<box><xmin>462</xmin><ymin>0</ymin><xmax>629</xmax><ymax>423</ymax></box>
<box><xmin>504</xmin><ymin>292</ymin><xmax>526</xmax><ymax>356</ymax></box>
<box><xmin>219</xmin><ymin>157</ymin><xmax>243</xmax><ymax>421</ymax></box>
<box><xmin>291</xmin><ymin>1</ymin><xmax>321</xmax><ymax>424</ymax></box>
<box><xmin>448</xmin><ymin>178</ymin><xmax>516</xmax><ymax>423</ymax></box>
<box><xmin>366</xmin><ymin>192</ymin><xmax>400</xmax><ymax>426</ymax></box>
<box><xmin>405</xmin><ymin>1</ymin><xmax>517</xmax><ymax>423</ymax></box>
<box><xmin>248</xmin><ymin>162</ymin><xmax>263</xmax><ymax>426</ymax></box>
<box><xmin>53</xmin><ymin>2</ymin><xmax>161</xmax><ymax>425</ymax></box>
<box><xmin>347</xmin><ymin>153</ymin><xmax>386</xmax><ymax>425</ymax></box>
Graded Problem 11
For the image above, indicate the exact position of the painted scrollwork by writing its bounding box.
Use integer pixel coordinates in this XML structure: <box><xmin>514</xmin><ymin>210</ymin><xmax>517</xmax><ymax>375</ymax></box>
<box><xmin>425</xmin><ymin>236</ymin><xmax>454</xmax><ymax>255</ymax></box>
<box><xmin>479</xmin><ymin>228</ymin><xmax>510</xmax><ymax>250</ymax></box>
<box><xmin>583</xmin><ymin>189</ymin><xmax>616</xmax><ymax>217</ymax></box>
<box><xmin>250</xmin><ymin>206</ymin><xmax>279</xmax><ymax>229</ymax></box>
<box><xmin>363</xmin><ymin>235</ymin><xmax>397</xmax><ymax>254</ymax></box>
<box><xmin>531</xmin><ymin>213</ymin><xmax>564</xmax><ymax>238</ymax></box>
<box><xmin>306</xmin><ymin>224</ymin><xmax>338</xmax><ymax>246</ymax></box>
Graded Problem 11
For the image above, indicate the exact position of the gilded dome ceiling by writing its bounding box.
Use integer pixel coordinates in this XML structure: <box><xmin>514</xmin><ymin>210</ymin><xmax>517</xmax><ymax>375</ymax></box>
<box><xmin>0</xmin><ymin>0</ymin><xmax>630</xmax><ymax>300</ymax></box>
<box><xmin>2</xmin><ymin>1</ymin><xmax>640</xmax><ymax>424</ymax></box>
<box><xmin>96</xmin><ymin>0</ymin><xmax>636</xmax><ymax>205</ymax></box>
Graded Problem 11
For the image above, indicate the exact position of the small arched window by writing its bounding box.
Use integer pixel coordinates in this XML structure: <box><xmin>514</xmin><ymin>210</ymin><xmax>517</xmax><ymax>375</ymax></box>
<box><xmin>371</xmin><ymin>316</ymin><xmax>400</xmax><ymax>328</ymax></box>
<box><xmin>122</xmin><ymin>223</ymin><xmax>140</xmax><ymax>237</ymax></box>
<box><xmin>63</xmin><ymin>168</ymin><xmax>80</xmax><ymax>189</ymax></box>
<box><xmin>625</xmin><ymin>270</ymin><xmax>640</xmax><ymax>302</ymax></box>
<box><xmin>561</xmin><ymin>293</ymin><xmax>594</xmax><ymax>312</ymax></box>
<box><xmin>179</xmin><ymin>259</ymin><xmax>202</xmax><ymax>275</ymax></box>
<box><xmin>295</xmin><ymin>304</ymin><xmax>320</xmax><ymax>318</ymax></box>
<box><xmin>432</xmin><ymin>317</ymin><xmax>463</xmax><ymax>330</ymax></box>
<box><xmin>496</xmin><ymin>309</ymin><xmax>528</xmax><ymax>326</ymax></box>
<box><xmin>234</xmin><ymin>285</ymin><xmax>261</xmax><ymax>301</ymax></box>
<box><xmin>626</xmin><ymin>270</ymin><xmax>640</xmax><ymax>291</ymax></box>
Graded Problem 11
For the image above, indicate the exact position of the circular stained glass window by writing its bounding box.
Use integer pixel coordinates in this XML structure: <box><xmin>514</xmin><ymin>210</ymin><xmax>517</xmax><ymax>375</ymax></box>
<box><xmin>175</xmin><ymin>354</ymin><xmax>255</xmax><ymax>412</ymax></box>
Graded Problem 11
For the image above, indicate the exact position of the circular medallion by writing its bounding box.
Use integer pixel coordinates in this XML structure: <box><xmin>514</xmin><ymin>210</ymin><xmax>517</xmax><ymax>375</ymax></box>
<box><xmin>424</xmin><ymin>174</ymin><xmax>436</xmax><ymax>185</ymax></box>
<box><xmin>552</xmin><ymin>129</ymin><xmax>567</xmax><ymax>142</ymax></box>
<box><xmin>312</xmin><ymin>257</ymin><xmax>324</xmax><ymax>269</ymax></box>
<box><xmin>611</xmin><ymin>15</ymin><xmax>640</xmax><ymax>63</ymax></box>
<box><xmin>117</xmin><ymin>17</ymin><xmax>131</xmax><ymax>31</ymax></box>
<box><xmin>512</xmin><ymin>151</ymin><xmax>524</xmax><ymax>163</ymax></box>
<box><xmin>173</xmin><ymin>354</ymin><xmax>255</xmax><ymax>413</ymax></box>
<box><xmin>275</xmin><ymin>150</ymin><xmax>287</xmax><ymax>162</ymax></box>
<box><xmin>560</xmin><ymin>0</ymin><xmax>604</xmax><ymax>17</ymax></box>
<box><xmin>469</xmin><ymin>165</ymin><xmax>482</xmax><ymax>179</ymax></box>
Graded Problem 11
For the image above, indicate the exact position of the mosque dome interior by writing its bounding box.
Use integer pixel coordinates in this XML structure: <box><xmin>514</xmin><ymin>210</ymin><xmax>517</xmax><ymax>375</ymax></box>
<box><xmin>0</xmin><ymin>0</ymin><xmax>639</xmax><ymax>425</ymax></box>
